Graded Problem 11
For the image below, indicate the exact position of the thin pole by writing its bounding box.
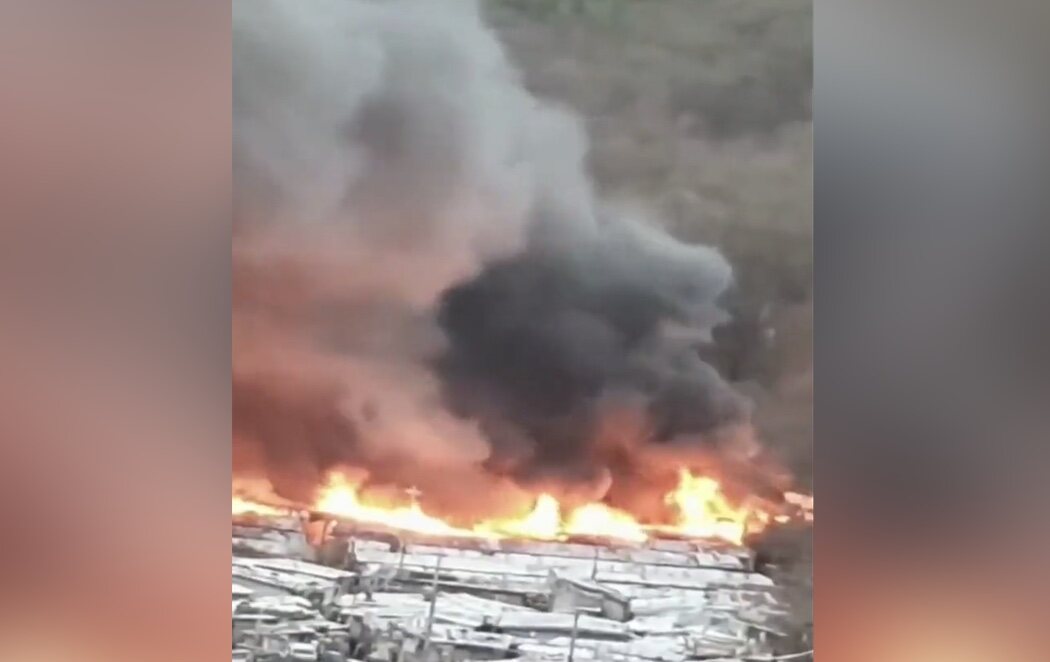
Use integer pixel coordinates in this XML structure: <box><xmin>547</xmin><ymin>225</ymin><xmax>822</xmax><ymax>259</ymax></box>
<box><xmin>567</xmin><ymin>609</ymin><xmax>581</xmax><ymax>662</ymax></box>
<box><xmin>423</xmin><ymin>555</ymin><xmax>443</xmax><ymax>654</ymax></box>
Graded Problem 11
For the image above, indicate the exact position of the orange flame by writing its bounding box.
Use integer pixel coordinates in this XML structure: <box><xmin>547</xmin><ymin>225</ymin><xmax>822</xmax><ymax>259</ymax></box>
<box><xmin>315</xmin><ymin>472</ymin><xmax>484</xmax><ymax>538</ymax></box>
<box><xmin>233</xmin><ymin>467</ymin><xmax>810</xmax><ymax>545</ymax></box>
<box><xmin>232</xmin><ymin>495</ymin><xmax>285</xmax><ymax>517</ymax></box>
<box><xmin>663</xmin><ymin>468</ymin><xmax>754</xmax><ymax>544</ymax></box>
<box><xmin>565</xmin><ymin>502</ymin><xmax>648</xmax><ymax>542</ymax></box>
<box><xmin>475</xmin><ymin>494</ymin><xmax>562</xmax><ymax>540</ymax></box>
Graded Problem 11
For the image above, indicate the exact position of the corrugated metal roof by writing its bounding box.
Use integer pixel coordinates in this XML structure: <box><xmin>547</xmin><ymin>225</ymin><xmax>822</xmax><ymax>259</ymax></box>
<box><xmin>232</xmin><ymin>531</ymin><xmax>796</xmax><ymax>662</ymax></box>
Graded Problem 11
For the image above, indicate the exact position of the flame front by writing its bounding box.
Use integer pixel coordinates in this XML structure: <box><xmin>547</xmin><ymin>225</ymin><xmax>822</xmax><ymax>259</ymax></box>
<box><xmin>315</xmin><ymin>472</ymin><xmax>484</xmax><ymax>538</ymax></box>
<box><xmin>234</xmin><ymin>468</ymin><xmax>808</xmax><ymax>545</ymax></box>
<box><xmin>232</xmin><ymin>496</ymin><xmax>284</xmax><ymax>517</ymax></box>
<box><xmin>565</xmin><ymin>503</ymin><xmax>648</xmax><ymax>542</ymax></box>
<box><xmin>663</xmin><ymin>469</ymin><xmax>753</xmax><ymax>544</ymax></box>
<box><xmin>476</xmin><ymin>494</ymin><xmax>562</xmax><ymax>540</ymax></box>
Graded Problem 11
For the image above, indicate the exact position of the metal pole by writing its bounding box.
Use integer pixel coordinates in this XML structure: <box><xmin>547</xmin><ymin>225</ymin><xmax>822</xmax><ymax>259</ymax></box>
<box><xmin>567</xmin><ymin>609</ymin><xmax>581</xmax><ymax>662</ymax></box>
<box><xmin>422</xmin><ymin>555</ymin><xmax>443</xmax><ymax>654</ymax></box>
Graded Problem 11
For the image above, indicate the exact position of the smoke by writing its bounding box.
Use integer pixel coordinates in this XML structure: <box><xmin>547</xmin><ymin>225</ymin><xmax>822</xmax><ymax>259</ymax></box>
<box><xmin>233</xmin><ymin>0</ymin><xmax>753</xmax><ymax>516</ymax></box>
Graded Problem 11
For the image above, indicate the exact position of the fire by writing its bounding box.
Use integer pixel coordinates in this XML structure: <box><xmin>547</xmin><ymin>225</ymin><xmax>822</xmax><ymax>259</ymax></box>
<box><xmin>663</xmin><ymin>469</ymin><xmax>754</xmax><ymax>544</ymax></box>
<box><xmin>232</xmin><ymin>495</ymin><xmax>285</xmax><ymax>517</ymax></box>
<box><xmin>476</xmin><ymin>494</ymin><xmax>562</xmax><ymax>540</ymax></box>
<box><xmin>785</xmin><ymin>490</ymin><xmax>814</xmax><ymax>522</ymax></box>
<box><xmin>233</xmin><ymin>468</ymin><xmax>810</xmax><ymax>546</ymax></box>
<box><xmin>315</xmin><ymin>472</ymin><xmax>484</xmax><ymax>538</ymax></box>
<box><xmin>565</xmin><ymin>503</ymin><xmax>647</xmax><ymax>542</ymax></box>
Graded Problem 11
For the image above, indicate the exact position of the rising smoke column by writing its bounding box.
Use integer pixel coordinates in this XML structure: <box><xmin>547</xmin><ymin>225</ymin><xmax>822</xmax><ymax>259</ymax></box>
<box><xmin>233</xmin><ymin>0</ymin><xmax>752</xmax><ymax>516</ymax></box>
<box><xmin>437</xmin><ymin>216</ymin><xmax>753</xmax><ymax>508</ymax></box>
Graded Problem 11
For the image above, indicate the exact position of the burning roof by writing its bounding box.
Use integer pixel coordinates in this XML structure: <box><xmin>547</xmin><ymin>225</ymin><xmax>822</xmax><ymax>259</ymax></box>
<box><xmin>234</xmin><ymin>466</ymin><xmax>811</xmax><ymax>549</ymax></box>
<box><xmin>230</xmin><ymin>5</ymin><xmax>812</xmax><ymax>658</ymax></box>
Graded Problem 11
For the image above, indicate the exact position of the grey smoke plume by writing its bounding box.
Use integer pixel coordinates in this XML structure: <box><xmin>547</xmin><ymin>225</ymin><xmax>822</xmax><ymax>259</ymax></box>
<box><xmin>233</xmin><ymin>0</ymin><xmax>750</xmax><ymax>514</ymax></box>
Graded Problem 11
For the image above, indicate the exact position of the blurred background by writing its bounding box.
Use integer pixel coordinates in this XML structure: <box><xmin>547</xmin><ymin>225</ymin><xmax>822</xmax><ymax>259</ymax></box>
<box><xmin>2</xmin><ymin>1</ymin><xmax>1048</xmax><ymax>660</ymax></box>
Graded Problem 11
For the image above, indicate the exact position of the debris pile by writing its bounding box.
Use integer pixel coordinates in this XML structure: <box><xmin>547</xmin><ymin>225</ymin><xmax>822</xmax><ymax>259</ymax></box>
<box><xmin>231</xmin><ymin>517</ymin><xmax>811</xmax><ymax>661</ymax></box>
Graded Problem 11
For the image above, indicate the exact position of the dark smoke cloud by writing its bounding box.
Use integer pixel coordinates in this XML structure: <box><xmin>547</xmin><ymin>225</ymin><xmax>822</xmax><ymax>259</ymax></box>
<box><xmin>233</xmin><ymin>0</ymin><xmax>753</xmax><ymax>514</ymax></box>
<box><xmin>438</xmin><ymin>216</ymin><xmax>748</xmax><ymax>484</ymax></box>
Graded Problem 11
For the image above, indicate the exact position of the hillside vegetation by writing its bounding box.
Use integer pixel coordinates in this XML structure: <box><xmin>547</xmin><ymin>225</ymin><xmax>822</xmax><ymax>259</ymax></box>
<box><xmin>484</xmin><ymin>0</ymin><xmax>813</xmax><ymax>483</ymax></box>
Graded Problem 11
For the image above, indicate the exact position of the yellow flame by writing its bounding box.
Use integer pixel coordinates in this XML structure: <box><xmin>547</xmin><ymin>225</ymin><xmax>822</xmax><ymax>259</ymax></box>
<box><xmin>233</xmin><ymin>467</ymin><xmax>809</xmax><ymax>546</ymax></box>
<box><xmin>565</xmin><ymin>503</ymin><xmax>648</xmax><ymax>542</ymax></box>
<box><xmin>232</xmin><ymin>496</ymin><xmax>284</xmax><ymax>517</ymax></box>
<box><xmin>663</xmin><ymin>469</ymin><xmax>751</xmax><ymax>544</ymax></box>
<box><xmin>315</xmin><ymin>472</ymin><xmax>484</xmax><ymax>538</ymax></box>
<box><xmin>476</xmin><ymin>494</ymin><xmax>562</xmax><ymax>539</ymax></box>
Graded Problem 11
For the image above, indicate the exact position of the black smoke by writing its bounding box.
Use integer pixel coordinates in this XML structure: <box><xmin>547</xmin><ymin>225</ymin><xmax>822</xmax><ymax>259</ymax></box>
<box><xmin>233</xmin><ymin>0</ymin><xmax>756</xmax><ymax>510</ymax></box>
<box><xmin>437</xmin><ymin>215</ymin><xmax>751</xmax><ymax>490</ymax></box>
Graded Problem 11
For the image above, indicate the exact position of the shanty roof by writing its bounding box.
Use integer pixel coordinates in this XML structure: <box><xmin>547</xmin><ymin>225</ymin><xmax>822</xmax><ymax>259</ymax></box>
<box><xmin>233</xmin><ymin>529</ymin><xmax>802</xmax><ymax>662</ymax></box>
<box><xmin>237</xmin><ymin>557</ymin><xmax>357</xmax><ymax>581</ymax></box>
<box><xmin>233</xmin><ymin>558</ymin><xmax>343</xmax><ymax>596</ymax></box>
<box><xmin>232</xmin><ymin>582</ymin><xmax>255</xmax><ymax>598</ymax></box>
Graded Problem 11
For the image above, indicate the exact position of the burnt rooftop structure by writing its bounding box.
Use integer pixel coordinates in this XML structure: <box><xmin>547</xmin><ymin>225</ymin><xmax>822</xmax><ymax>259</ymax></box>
<box><xmin>231</xmin><ymin>516</ymin><xmax>812</xmax><ymax>662</ymax></box>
